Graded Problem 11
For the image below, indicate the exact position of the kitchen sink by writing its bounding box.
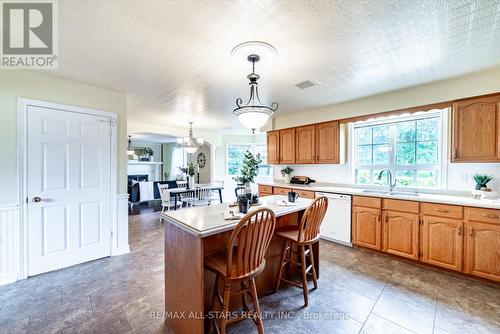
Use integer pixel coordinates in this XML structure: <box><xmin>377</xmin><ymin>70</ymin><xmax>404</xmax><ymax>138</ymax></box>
<box><xmin>362</xmin><ymin>189</ymin><xmax>419</xmax><ymax>197</ymax></box>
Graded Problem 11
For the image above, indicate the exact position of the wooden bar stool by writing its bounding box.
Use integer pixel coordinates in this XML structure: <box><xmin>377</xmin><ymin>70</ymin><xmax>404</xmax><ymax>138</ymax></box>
<box><xmin>274</xmin><ymin>196</ymin><xmax>328</xmax><ymax>307</ymax></box>
<box><xmin>205</xmin><ymin>208</ymin><xmax>276</xmax><ymax>334</ymax></box>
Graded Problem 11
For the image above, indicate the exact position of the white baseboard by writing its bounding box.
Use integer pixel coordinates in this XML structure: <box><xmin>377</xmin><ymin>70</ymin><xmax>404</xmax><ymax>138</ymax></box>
<box><xmin>0</xmin><ymin>204</ymin><xmax>20</xmax><ymax>286</ymax></box>
<box><xmin>111</xmin><ymin>245</ymin><xmax>131</xmax><ymax>256</ymax></box>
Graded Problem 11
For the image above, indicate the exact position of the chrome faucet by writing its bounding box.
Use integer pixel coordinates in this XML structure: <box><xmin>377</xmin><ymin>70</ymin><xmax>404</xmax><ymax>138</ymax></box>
<box><xmin>378</xmin><ymin>169</ymin><xmax>397</xmax><ymax>192</ymax></box>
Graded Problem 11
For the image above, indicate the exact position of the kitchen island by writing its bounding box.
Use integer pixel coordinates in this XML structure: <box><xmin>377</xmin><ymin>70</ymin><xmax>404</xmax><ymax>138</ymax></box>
<box><xmin>162</xmin><ymin>195</ymin><xmax>315</xmax><ymax>334</ymax></box>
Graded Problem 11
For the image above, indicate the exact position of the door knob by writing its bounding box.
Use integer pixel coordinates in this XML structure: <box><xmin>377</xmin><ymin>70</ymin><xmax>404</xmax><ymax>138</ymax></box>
<box><xmin>32</xmin><ymin>196</ymin><xmax>42</xmax><ymax>203</ymax></box>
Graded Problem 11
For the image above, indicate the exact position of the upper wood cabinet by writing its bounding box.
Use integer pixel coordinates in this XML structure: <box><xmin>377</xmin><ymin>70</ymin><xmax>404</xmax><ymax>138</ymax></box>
<box><xmin>266</xmin><ymin>120</ymin><xmax>341</xmax><ymax>165</ymax></box>
<box><xmin>279</xmin><ymin>128</ymin><xmax>295</xmax><ymax>164</ymax></box>
<box><xmin>267</xmin><ymin>131</ymin><xmax>280</xmax><ymax>164</ymax></box>
<box><xmin>451</xmin><ymin>94</ymin><xmax>500</xmax><ymax>162</ymax></box>
<box><xmin>421</xmin><ymin>215</ymin><xmax>463</xmax><ymax>271</ymax></box>
<box><xmin>295</xmin><ymin>125</ymin><xmax>316</xmax><ymax>164</ymax></box>
<box><xmin>316</xmin><ymin>121</ymin><xmax>340</xmax><ymax>163</ymax></box>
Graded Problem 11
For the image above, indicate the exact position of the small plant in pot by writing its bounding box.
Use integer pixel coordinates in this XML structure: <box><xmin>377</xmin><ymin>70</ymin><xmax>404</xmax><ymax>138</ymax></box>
<box><xmin>233</xmin><ymin>151</ymin><xmax>262</xmax><ymax>195</ymax></box>
<box><xmin>141</xmin><ymin>147</ymin><xmax>154</xmax><ymax>161</ymax></box>
<box><xmin>281</xmin><ymin>166</ymin><xmax>294</xmax><ymax>184</ymax></box>
<box><xmin>472</xmin><ymin>174</ymin><xmax>493</xmax><ymax>190</ymax></box>
<box><xmin>179</xmin><ymin>162</ymin><xmax>197</xmax><ymax>188</ymax></box>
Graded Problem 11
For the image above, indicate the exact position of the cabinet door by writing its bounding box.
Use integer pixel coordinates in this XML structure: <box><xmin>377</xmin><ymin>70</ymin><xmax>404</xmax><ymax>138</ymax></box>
<box><xmin>421</xmin><ymin>216</ymin><xmax>463</xmax><ymax>271</ymax></box>
<box><xmin>465</xmin><ymin>221</ymin><xmax>500</xmax><ymax>282</ymax></box>
<box><xmin>295</xmin><ymin>125</ymin><xmax>316</xmax><ymax>164</ymax></box>
<box><xmin>267</xmin><ymin>131</ymin><xmax>280</xmax><ymax>164</ymax></box>
<box><xmin>452</xmin><ymin>95</ymin><xmax>500</xmax><ymax>162</ymax></box>
<box><xmin>352</xmin><ymin>206</ymin><xmax>381</xmax><ymax>250</ymax></box>
<box><xmin>280</xmin><ymin>129</ymin><xmax>295</xmax><ymax>164</ymax></box>
<box><xmin>383</xmin><ymin>211</ymin><xmax>419</xmax><ymax>260</ymax></box>
<box><xmin>316</xmin><ymin>121</ymin><xmax>339</xmax><ymax>163</ymax></box>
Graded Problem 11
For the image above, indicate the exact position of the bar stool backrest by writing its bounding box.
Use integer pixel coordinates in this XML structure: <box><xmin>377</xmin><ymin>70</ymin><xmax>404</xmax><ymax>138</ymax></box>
<box><xmin>227</xmin><ymin>208</ymin><xmax>276</xmax><ymax>279</ymax></box>
<box><xmin>297</xmin><ymin>196</ymin><xmax>329</xmax><ymax>243</ymax></box>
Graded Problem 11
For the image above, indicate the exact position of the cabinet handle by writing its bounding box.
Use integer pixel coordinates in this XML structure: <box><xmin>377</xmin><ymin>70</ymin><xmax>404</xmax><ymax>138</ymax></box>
<box><xmin>469</xmin><ymin>227</ymin><xmax>474</xmax><ymax>236</ymax></box>
<box><xmin>482</xmin><ymin>213</ymin><xmax>499</xmax><ymax>219</ymax></box>
<box><xmin>457</xmin><ymin>226</ymin><xmax>462</xmax><ymax>236</ymax></box>
<box><xmin>377</xmin><ymin>212</ymin><xmax>381</xmax><ymax>222</ymax></box>
<box><xmin>435</xmin><ymin>208</ymin><xmax>449</xmax><ymax>213</ymax></box>
<box><xmin>453</xmin><ymin>148</ymin><xmax>458</xmax><ymax>159</ymax></box>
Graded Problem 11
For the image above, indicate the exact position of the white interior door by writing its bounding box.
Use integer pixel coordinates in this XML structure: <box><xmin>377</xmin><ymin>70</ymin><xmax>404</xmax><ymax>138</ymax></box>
<box><xmin>27</xmin><ymin>105</ymin><xmax>112</xmax><ymax>276</ymax></box>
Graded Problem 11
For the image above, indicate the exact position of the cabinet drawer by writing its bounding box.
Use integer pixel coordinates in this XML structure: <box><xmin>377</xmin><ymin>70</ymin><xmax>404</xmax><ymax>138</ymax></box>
<box><xmin>258</xmin><ymin>185</ymin><xmax>273</xmax><ymax>194</ymax></box>
<box><xmin>273</xmin><ymin>187</ymin><xmax>292</xmax><ymax>195</ymax></box>
<box><xmin>467</xmin><ymin>207</ymin><xmax>500</xmax><ymax>224</ymax></box>
<box><xmin>421</xmin><ymin>203</ymin><xmax>463</xmax><ymax>219</ymax></box>
<box><xmin>293</xmin><ymin>189</ymin><xmax>315</xmax><ymax>199</ymax></box>
<box><xmin>352</xmin><ymin>196</ymin><xmax>381</xmax><ymax>208</ymax></box>
<box><xmin>383</xmin><ymin>199</ymin><xmax>419</xmax><ymax>213</ymax></box>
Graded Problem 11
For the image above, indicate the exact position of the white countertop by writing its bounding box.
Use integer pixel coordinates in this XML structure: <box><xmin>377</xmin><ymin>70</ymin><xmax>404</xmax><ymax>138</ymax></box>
<box><xmin>163</xmin><ymin>195</ymin><xmax>313</xmax><ymax>237</ymax></box>
<box><xmin>259</xmin><ymin>181</ymin><xmax>500</xmax><ymax>210</ymax></box>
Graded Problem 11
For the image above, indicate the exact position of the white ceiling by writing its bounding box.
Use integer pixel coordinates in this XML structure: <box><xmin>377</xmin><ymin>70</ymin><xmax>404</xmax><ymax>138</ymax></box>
<box><xmin>49</xmin><ymin>0</ymin><xmax>500</xmax><ymax>132</ymax></box>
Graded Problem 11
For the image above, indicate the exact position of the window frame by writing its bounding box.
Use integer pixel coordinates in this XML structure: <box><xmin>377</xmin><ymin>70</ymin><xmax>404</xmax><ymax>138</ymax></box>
<box><xmin>225</xmin><ymin>142</ymin><xmax>271</xmax><ymax>177</ymax></box>
<box><xmin>351</xmin><ymin>109</ymin><xmax>448</xmax><ymax>191</ymax></box>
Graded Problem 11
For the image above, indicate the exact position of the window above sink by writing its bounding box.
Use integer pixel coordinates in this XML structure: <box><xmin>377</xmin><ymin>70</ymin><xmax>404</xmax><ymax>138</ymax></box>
<box><xmin>352</xmin><ymin>109</ymin><xmax>447</xmax><ymax>191</ymax></box>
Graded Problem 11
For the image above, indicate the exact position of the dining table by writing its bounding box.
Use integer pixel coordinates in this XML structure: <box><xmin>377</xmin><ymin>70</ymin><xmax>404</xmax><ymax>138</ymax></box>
<box><xmin>169</xmin><ymin>184</ymin><xmax>224</xmax><ymax>209</ymax></box>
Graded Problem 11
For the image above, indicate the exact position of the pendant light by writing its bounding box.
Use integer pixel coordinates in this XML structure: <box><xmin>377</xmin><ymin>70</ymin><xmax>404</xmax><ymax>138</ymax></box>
<box><xmin>233</xmin><ymin>50</ymin><xmax>278</xmax><ymax>133</ymax></box>
<box><xmin>177</xmin><ymin>122</ymin><xmax>204</xmax><ymax>154</ymax></box>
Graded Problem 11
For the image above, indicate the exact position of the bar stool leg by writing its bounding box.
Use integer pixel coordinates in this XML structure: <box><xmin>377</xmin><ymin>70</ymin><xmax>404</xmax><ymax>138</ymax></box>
<box><xmin>275</xmin><ymin>240</ymin><xmax>288</xmax><ymax>292</ymax></box>
<box><xmin>220</xmin><ymin>281</ymin><xmax>232</xmax><ymax>334</ymax></box>
<box><xmin>249</xmin><ymin>278</ymin><xmax>264</xmax><ymax>334</ymax></box>
<box><xmin>308</xmin><ymin>245</ymin><xmax>318</xmax><ymax>289</ymax></box>
<box><xmin>299</xmin><ymin>245</ymin><xmax>309</xmax><ymax>307</ymax></box>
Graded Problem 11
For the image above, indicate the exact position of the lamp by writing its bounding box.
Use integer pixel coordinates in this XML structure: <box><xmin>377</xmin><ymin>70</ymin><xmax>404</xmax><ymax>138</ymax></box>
<box><xmin>177</xmin><ymin>122</ymin><xmax>203</xmax><ymax>154</ymax></box>
<box><xmin>127</xmin><ymin>135</ymin><xmax>135</xmax><ymax>155</ymax></box>
<box><xmin>233</xmin><ymin>51</ymin><xmax>278</xmax><ymax>133</ymax></box>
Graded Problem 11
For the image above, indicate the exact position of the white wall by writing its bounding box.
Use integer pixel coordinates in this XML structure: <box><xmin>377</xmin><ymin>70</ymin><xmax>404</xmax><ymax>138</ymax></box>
<box><xmin>187</xmin><ymin>143</ymin><xmax>211</xmax><ymax>183</ymax></box>
<box><xmin>270</xmin><ymin>68</ymin><xmax>500</xmax><ymax>192</ymax></box>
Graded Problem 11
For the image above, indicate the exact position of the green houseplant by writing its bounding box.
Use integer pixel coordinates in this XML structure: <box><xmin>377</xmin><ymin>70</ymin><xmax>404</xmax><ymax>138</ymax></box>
<box><xmin>280</xmin><ymin>166</ymin><xmax>294</xmax><ymax>183</ymax></box>
<box><xmin>179</xmin><ymin>162</ymin><xmax>198</xmax><ymax>188</ymax></box>
<box><xmin>472</xmin><ymin>174</ymin><xmax>493</xmax><ymax>190</ymax></box>
<box><xmin>233</xmin><ymin>151</ymin><xmax>262</xmax><ymax>193</ymax></box>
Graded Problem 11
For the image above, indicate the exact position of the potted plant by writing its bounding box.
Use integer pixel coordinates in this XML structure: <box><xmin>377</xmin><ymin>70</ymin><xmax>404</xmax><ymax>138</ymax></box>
<box><xmin>179</xmin><ymin>162</ymin><xmax>197</xmax><ymax>188</ymax></box>
<box><xmin>472</xmin><ymin>174</ymin><xmax>493</xmax><ymax>190</ymax></box>
<box><xmin>141</xmin><ymin>147</ymin><xmax>154</xmax><ymax>161</ymax></box>
<box><xmin>281</xmin><ymin>166</ymin><xmax>294</xmax><ymax>184</ymax></box>
<box><xmin>233</xmin><ymin>151</ymin><xmax>262</xmax><ymax>194</ymax></box>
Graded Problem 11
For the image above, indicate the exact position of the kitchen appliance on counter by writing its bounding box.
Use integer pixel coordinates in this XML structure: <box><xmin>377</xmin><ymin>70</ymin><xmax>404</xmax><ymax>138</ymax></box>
<box><xmin>316</xmin><ymin>192</ymin><xmax>352</xmax><ymax>246</ymax></box>
<box><xmin>290</xmin><ymin>176</ymin><xmax>316</xmax><ymax>184</ymax></box>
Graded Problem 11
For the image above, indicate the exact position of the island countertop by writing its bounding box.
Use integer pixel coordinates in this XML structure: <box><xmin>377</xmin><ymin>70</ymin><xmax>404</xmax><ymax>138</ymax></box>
<box><xmin>162</xmin><ymin>195</ymin><xmax>312</xmax><ymax>237</ymax></box>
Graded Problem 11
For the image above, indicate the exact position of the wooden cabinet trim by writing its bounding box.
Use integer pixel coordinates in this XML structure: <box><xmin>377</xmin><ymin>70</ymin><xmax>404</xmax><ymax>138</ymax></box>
<box><xmin>382</xmin><ymin>199</ymin><xmax>419</xmax><ymax>213</ymax></box>
<box><xmin>382</xmin><ymin>210</ymin><xmax>419</xmax><ymax>259</ymax></box>
<box><xmin>352</xmin><ymin>206</ymin><xmax>382</xmax><ymax>250</ymax></box>
<box><xmin>421</xmin><ymin>203</ymin><xmax>464</xmax><ymax>219</ymax></box>
<box><xmin>352</xmin><ymin>196</ymin><xmax>381</xmax><ymax>208</ymax></box>
<box><xmin>295</xmin><ymin>124</ymin><xmax>316</xmax><ymax>164</ymax></box>
<box><xmin>464</xmin><ymin>220</ymin><xmax>500</xmax><ymax>282</ymax></box>
<box><xmin>293</xmin><ymin>189</ymin><xmax>315</xmax><ymax>199</ymax></box>
<box><xmin>466</xmin><ymin>207</ymin><xmax>500</xmax><ymax>224</ymax></box>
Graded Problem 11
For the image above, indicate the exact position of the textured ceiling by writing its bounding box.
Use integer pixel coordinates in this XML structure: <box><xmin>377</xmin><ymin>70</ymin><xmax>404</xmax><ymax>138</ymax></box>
<box><xmin>48</xmin><ymin>0</ymin><xmax>500</xmax><ymax>131</ymax></box>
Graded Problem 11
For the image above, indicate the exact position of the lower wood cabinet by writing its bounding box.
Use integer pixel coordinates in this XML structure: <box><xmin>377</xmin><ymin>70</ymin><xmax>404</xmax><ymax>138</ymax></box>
<box><xmin>383</xmin><ymin>211</ymin><xmax>419</xmax><ymax>260</ymax></box>
<box><xmin>421</xmin><ymin>215</ymin><xmax>463</xmax><ymax>271</ymax></box>
<box><xmin>351</xmin><ymin>196</ymin><xmax>499</xmax><ymax>282</ymax></box>
<box><xmin>464</xmin><ymin>220</ymin><xmax>500</xmax><ymax>282</ymax></box>
<box><xmin>352</xmin><ymin>206</ymin><xmax>382</xmax><ymax>250</ymax></box>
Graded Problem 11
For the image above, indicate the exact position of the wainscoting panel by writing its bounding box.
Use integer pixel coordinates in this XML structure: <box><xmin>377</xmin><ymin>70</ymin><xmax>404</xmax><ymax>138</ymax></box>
<box><xmin>112</xmin><ymin>194</ymin><xmax>130</xmax><ymax>256</ymax></box>
<box><xmin>0</xmin><ymin>205</ymin><xmax>20</xmax><ymax>285</ymax></box>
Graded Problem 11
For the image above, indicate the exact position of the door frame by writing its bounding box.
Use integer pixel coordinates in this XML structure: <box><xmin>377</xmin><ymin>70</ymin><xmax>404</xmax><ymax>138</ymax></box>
<box><xmin>17</xmin><ymin>98</ymin><xmax>118</xmax><ymax>279</ymax></box>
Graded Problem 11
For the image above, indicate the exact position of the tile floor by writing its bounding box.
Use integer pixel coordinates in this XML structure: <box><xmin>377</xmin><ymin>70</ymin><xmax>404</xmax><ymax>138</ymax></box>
<box><xmin>0</xmin><ymin>211</ymin><xmax>499</xmax><ymax>334</ymax></box>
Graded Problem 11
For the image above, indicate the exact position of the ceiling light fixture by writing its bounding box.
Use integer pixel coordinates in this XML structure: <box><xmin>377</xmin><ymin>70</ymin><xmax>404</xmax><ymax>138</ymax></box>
<box><xmin>232</xmin><ymin>42</ymin><xmax>278</xmax><ymax>133</ymax></box>
<box><xmin>177</xmin><ymin>122</ymin><xmax>204</xmax><ymax>154</ymax></box>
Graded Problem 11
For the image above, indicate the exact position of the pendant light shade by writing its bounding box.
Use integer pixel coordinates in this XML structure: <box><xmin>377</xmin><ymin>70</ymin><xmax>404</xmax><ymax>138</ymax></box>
<box><xmin>233</xmin><ymin>52</ymin><xmax>278</xmax><ymax>133</ymax></box>
<box><xmin>177</xmin><ymin>122</ymin><xmax>203</xmax><ymax>154</ymax></box>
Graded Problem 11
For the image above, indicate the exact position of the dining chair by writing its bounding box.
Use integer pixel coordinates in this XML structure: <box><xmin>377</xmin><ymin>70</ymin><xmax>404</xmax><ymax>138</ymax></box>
<box><xmin>274</xmin><ymin>196</ymin><xmax>328</xmax><ymax>306</ymax></box>
<box><xmin>157</xmin><ymin>184</ymin><xmax>180</xmax><ymax>221</ymax></box>
<box><xmin>176</xmin><ymin>180</ymin><xmax>188</xmax><ymax>188</ymax></box>
<box><xmin>189</xmin><ymin>187</ymin><xmax>212</xmax><ymax>207</ymax></box>
<box><xmin>205</xmin><ymin>208</ymin><xmax>276</xmax><ymax>334</ymax></box>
